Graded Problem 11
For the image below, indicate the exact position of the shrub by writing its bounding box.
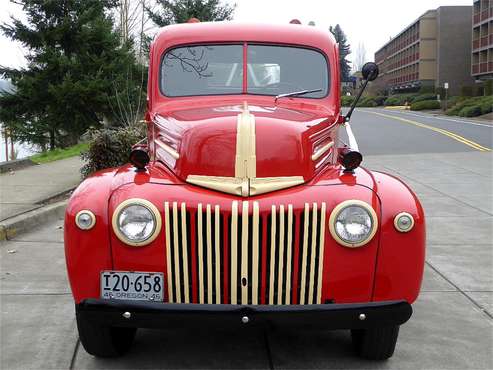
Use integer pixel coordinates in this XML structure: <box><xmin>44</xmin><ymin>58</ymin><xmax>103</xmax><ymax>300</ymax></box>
<box><xmin>357</xmin><ymin>96</ymin><xmax>377</xmax><ymax>107</ymax></box>
<box><xmin>446</xmin><ymin>96</ymin><xmax>493</xmax><ymax>116</ymax></box>
<box><xmin>383</xmin><ymin>96</ymin><xmax>400</xmax><ymax>106</ymax></box>
<box><xmin>384</xmin><ymin>96</ymin><xmax>409</xmax><ymax>106</ymax></box>
<box><xmin>410</xmin><ymin>100</ymin><xmax>441</xmax><ymax>111</ymax></box>
<box><xmin>81</xmin><ymin>123</ymin><xmax>146</xmax><ymax>178</ymax></box>
<box><xmin>384</xmin><ymin>93</ymin><xmax>417</xmax><ymax>106</ymax></box>
<box><xmin>445</xmin><ymin>96</ymin><xmax>463</xmax><ymax>107</ymax></box>
<box><xmin>412</xmin><ymin>94</ymin><xmax>438</xmax><ymax>103</ymax></box>
<box><xmin>446</xmin><ymin>105</ymin><xmax>462</xmax><ymax>116</ymax></box>
<box><xmin>341</xmin><ymin>95</ymin><xmax>355</xmax><ymax>107</ymax></box>
<box><xmin>374</xmin><ymin>95</ymin><xmax>387</xmax><ymax>106</ymax></box>
<box><xmin>480</xmin><ymin>101</ymin><xmax>493</xmax><ymax>115</ymax></box>
<box><xmin>459</xmin><ymin>106</ymin><xmax>482</xmax><ymax>117</ymax></box>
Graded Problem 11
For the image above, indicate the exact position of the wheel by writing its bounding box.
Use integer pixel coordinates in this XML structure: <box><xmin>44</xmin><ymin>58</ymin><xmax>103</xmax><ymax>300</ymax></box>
<box><xmin>351</xmin><ymin>325</ymin><xmax>400</xmax><ymax>360</ymax></box>
<box><xmin>76</xmin><ymin>313</ymin><xmax>136</xmax><ymax>357</ymax></box>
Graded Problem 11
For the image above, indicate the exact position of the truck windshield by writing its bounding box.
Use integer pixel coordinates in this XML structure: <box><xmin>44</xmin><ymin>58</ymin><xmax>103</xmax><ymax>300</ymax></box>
<box><xmin>161</xmin><ymin>44</ymin><xmax>329</xmax><ymax>98</ymax></box>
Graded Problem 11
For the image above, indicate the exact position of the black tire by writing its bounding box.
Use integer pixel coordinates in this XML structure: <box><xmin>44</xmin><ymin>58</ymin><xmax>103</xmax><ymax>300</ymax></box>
<box><xmin>76</xmin><ymin>314</ymin><xmax>136</xmax><ymax>357</ymax></box>
<box><xmin>351</xmin><ymin>325</ymin><xmax>400</xmax><ymax>360</ymax></box>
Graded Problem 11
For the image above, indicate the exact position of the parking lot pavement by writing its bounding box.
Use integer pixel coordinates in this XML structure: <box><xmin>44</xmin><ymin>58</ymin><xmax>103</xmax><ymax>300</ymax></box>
<box><xmin>1</xmin><ymin>151</ymin><xmax>491</xmax><ymax>370</ymax></box>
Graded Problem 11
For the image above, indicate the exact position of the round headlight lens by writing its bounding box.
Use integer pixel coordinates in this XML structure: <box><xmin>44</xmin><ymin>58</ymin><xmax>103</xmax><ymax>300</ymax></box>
<box><xmin>335</xmin><ymin>206</ymin><xmax>373</xmax><ymax>243</ymax></box>
<box><xmin>329</xmin><ymin>201</ymin><xmax>377</xmax><ymax>247</ymax></box>
<box><xmin>112</xmin><ymin>199</ymin><xmax>162</xmax><ymax>246</ymax></box>
<box><xmin>117</xmin><ymin>204</ymin><xmax>156</xmax><ymax>242</ymax></box>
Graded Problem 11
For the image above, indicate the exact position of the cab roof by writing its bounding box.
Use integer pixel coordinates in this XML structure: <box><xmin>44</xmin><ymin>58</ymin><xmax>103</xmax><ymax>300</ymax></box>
<box><xmin>152</xmin><ymin>21</ymin><xmax>337</xmax><ymax>55</ymax></box>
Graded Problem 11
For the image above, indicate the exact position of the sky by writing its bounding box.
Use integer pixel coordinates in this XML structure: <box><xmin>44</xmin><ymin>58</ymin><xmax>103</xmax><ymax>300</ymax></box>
<box><xmin>0</xmin><ymin>0</ymin><xmax>472</xmax><ymax>70</ymax></box>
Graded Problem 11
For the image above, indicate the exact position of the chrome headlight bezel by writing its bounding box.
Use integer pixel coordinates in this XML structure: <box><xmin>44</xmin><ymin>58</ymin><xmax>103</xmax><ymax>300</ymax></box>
<box><xmin>75</xmin><ymin>210</ymin><xmax>96</xmax><ymax>230</ymax></box>
<box><xmin>394</xmin><ymin>212</ymin><xmax>415</xmax><ymax>233</ymax></box>
<box><xmin>112</xmin><ymin>198</ymin><xmax>162</xmax><ymax>247</ymax></box>
<box><xmin>328</xmin><ymin>200</ymin><xmax>378</xmax><ymax>248</ymax></box>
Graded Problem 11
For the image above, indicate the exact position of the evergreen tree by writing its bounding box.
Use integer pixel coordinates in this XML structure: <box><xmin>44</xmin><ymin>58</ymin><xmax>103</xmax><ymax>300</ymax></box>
<box><xmin>146</xmin><ymin>0</ymin><xmax>235</xmax><ymax>27</ymax></box>
<box><xmin>0</xmin><ymin>0</ymin><xmax>144</xmax><ymax>150</ymax></box>
<box><xmin>330</xmin><ymin>24</ymin><xmax>352</xmax><ymax>82</ymax></box>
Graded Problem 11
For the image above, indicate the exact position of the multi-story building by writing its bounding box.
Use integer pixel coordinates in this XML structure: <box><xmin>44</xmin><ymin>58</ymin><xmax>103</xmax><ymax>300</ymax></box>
<box><xmin>373</xmin><ymin>6</ymin><xmax>474</xmax><ymax>96</ymax></box>
<box><xmin>472</xmin><ymin>0</ymin><xmax>493</xmax><ymax>80</ymax></box>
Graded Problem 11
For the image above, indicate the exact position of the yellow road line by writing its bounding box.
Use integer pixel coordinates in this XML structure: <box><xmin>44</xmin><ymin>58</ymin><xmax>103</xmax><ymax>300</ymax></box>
<box><xmin>370</xmin><ymin>111</ymin><xmax>491</xmax><ymax>152</ymax></box>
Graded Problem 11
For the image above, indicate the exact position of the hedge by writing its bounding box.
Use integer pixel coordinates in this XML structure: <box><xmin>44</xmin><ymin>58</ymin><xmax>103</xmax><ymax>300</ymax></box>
<box><xmin>446</xmin><ymin>96</ymin><xmax>493</xmax><ymax>117</ymax></box>
<box><xmin>342</xmin><ymin>93</ymin><xmax>441</xmax><ymax>107</ymax></box>
<box><xmin>443</xmin><ymin>96</ymin><xmax>465</xmax><ymax>109</ymax></box>
<box><xmin>374</xmin><ymin>95</ymin><xmax>387</xmax><ymax>106</ymax></box>
<box><xmin>384</xmin><ymin>94</ymin><xmax>415</xmax><ymax>106</ymax></box>
<box><xmin>384</xmin><ymin>93</ymin><xmax>436</xmax><ymax>106</ymax></box>
<box><xmin>412</xmin><ymin>93</ymin><xmax>437</xmax><ymax>103</ymax></box>
<box><xmin>410</xmin><ymin>100</ymin><xmax>441</xmax><ymax>111</ymax></box>
<box><xmin>357</xmin><ymin>96</ymin><xmax>377</xmax><ymax>107</ymax></box>
<box><xmin>459</xmin><ymin>106</ymin><xmax>482</xmax><ymax>117</ymax></box>
<box><xmin>341</xmin><ymin>95</ymin><xmax>355</xmax><ymax>107</ymax></box>
<box><xmin>480</xmin><ymin>101</ymin><xmax>493</xmax><ymax>115</ymax></box>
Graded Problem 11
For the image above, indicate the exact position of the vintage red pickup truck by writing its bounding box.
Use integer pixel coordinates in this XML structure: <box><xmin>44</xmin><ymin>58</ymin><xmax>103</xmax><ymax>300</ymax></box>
<box><xmin>65</xmin><ymin>21</ymin><xmax>425</xmax><ymax>360</ymax></box>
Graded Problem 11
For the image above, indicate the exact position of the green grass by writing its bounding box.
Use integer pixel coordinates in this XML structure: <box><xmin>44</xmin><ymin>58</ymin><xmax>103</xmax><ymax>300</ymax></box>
<box><xmin>30</xmin><ymin>142</ymin><xmax>89</xmax><ymax>164</ymax></box>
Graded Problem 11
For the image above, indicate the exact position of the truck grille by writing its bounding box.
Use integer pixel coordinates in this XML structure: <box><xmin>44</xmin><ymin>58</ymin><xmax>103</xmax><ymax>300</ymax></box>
<box><xmin>164</xmin><ymin>201</ymin><xmax>326</xmax><ymax>305</ymax></box>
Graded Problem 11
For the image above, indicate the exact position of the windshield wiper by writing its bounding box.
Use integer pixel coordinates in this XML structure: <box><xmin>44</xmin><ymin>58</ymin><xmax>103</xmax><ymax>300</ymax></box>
<box><xmin>274</xmin><ymin>88</ymin><xmax>323</xmax><ymax>103</ymax></box>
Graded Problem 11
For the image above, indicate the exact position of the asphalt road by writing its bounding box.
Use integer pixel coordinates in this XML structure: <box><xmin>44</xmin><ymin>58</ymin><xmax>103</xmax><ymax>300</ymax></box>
<box><xmin>345</xmin><ymin>108</ymin><xmax>492</xmax><ymax>155</ymax></box>
<box><xmin>1</xmin><ymin>109</ymin><xmax>492</xmax><ymax>369</ymax></box>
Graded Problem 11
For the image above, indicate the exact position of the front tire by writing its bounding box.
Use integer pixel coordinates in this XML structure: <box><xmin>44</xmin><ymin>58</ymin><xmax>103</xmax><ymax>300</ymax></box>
<box><xmin>351</xmin><ymin>326</ymin><xmax>400</xmax><ymax>360</ymax></box>
<box><xmin>76</xmin><ymin>313</ymin><xmax>136</xmax><ymax>357</ymax></box>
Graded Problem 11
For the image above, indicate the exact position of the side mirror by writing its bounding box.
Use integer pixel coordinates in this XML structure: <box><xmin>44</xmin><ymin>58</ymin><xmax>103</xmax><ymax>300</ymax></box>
<box><xmin>344</xmin><ymin>62</ymin><xmax>379</xmax><ymax>123</ymax></box>
<box><xmin>361</xmin><ymin>62</ymin><xmax>379</xmax><ymax>81</ymax></box>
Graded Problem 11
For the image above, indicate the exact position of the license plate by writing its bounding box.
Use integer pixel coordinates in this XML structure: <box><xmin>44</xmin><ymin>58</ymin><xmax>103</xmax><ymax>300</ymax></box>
<box><xmin>100</xmin><ymin>271</ymin><xmax>164</xmax><ymax>301</ymax></box>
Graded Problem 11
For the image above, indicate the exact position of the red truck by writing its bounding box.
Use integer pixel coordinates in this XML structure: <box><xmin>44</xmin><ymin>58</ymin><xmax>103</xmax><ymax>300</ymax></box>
<box><xmin>65</xmin><ymin>21</ymin><xmax>426</xmax><ymax>360</ymax></box>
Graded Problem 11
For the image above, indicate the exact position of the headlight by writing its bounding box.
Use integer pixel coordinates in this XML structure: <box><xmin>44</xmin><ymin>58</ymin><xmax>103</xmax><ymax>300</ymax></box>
<box><xmin>112</xmin><ymin>199</ymin><xmax>162</xmax><ymax>246</ymax></box>
<box><xmin>329</xmin><ymin>200</ymin><xmax>378</xmax><ymax>248</ymax></box>
<box><xmin>75</xmin><ymin>210</ymin><xmax>96</xmax><ymax>230</ymax></box>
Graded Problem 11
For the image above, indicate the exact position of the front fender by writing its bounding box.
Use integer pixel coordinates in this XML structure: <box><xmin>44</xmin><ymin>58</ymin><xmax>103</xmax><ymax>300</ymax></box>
<box><xmin>371</xmin><ymin>171</ymin><xmax>426</xmax><ymax>304</ymax></box>
<box><xmin>64</xmin><ymin>168</ymin><xmax>117</xmax><ymax>303</ymax></box>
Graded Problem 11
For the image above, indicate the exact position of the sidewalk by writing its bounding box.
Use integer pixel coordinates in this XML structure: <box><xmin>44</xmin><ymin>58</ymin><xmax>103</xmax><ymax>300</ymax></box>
<box><xmin>0</xmin><ymin>157</ymin><xmax>82</xmax><ymax>221</ymax></box>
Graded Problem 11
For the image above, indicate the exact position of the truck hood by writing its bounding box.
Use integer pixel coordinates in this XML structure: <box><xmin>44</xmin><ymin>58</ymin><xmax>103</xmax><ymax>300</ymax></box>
<box><xmin>151</xmin><ymin>101</ymin><xmax>337</xmax><ymax>196</ymax></box>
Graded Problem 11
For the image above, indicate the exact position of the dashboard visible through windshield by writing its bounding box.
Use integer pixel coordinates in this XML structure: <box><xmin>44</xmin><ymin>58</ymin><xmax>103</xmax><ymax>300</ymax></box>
<box><xmin>161</xmin><ymin>44</ymin><xmax>329</xmax><ymax>98</ymax></box>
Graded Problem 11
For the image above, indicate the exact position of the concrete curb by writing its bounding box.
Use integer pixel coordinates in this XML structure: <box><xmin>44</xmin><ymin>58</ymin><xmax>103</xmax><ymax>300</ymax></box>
<box><xmin>0</xmin><ymin>200</ymin><xmax>67</xmax><ymax>241</ymax></box>
<box><xmin>0</xmin><ymin>158</ymin><xmax>36</xmax><ymax>173</ymax></box>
